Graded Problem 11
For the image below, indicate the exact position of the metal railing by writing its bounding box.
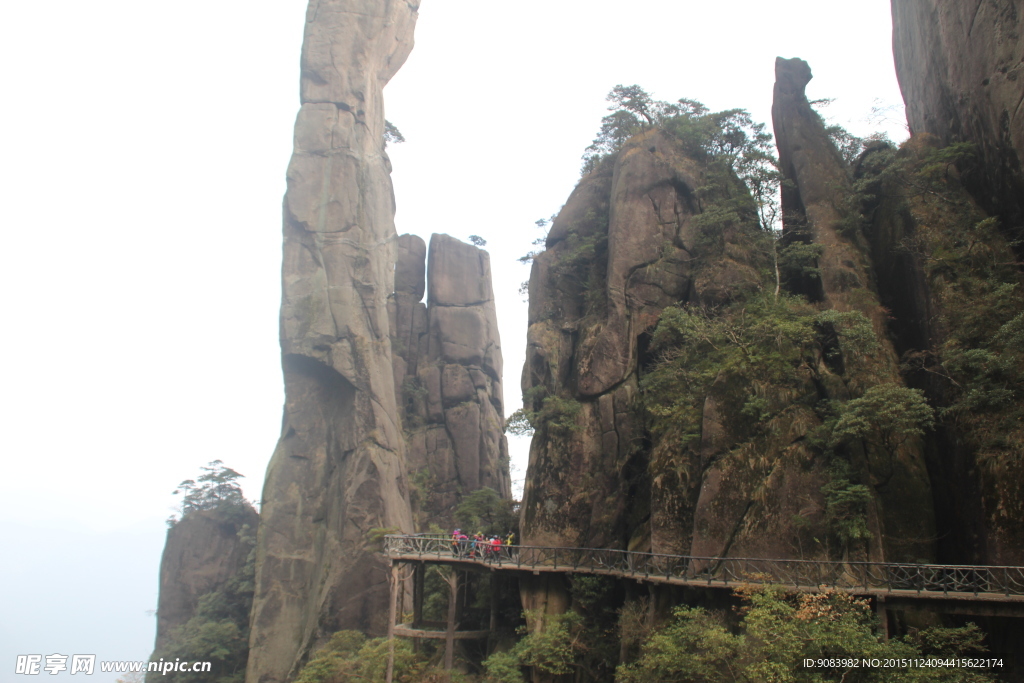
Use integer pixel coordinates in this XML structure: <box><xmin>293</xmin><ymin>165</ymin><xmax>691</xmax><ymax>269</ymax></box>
<box><xmin>383</xmin><ymin>534</ymin><xmax>1024</xmax><ymax>600</ymax></box>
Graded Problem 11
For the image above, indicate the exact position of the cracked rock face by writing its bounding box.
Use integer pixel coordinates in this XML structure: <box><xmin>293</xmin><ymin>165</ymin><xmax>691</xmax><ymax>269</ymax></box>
<box><xmin>771</xmin><ymin>57</ymin><xmax>935</xmax><ymax>563</ymax></box>
<box><xmin>519</xmin><ymin>61</ymin><xmax>939</xmax><ymax>578</ymax></box>
<box><xmin>390</xmin><ymin>233</ymin><xmax>511</xmax><ymax>527</ymax></box>
<box><xmin>519</xmin><ymin>129</ymin><xmax>765</xmax><ymax>555</ymax></box>
<box><xmin>152</xmin><ymin>506</ymin><xmax>258</xmax><ymax>657</ymax></box>
<box><xmin>892</xmin><ymin>0</ymin><xmax>1024</xmax><ymax>235</ymax></box>
<box><xmin>246</xmin><ymin>2</ymin><xmax>418</xmax><ymax>682</ymax></box>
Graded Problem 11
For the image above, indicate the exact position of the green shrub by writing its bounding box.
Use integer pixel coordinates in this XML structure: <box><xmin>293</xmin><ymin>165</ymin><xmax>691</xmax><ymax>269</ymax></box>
<box><xmin>617</xmin><ymin>585</ymin><xmax>994</xmax><ymax>682</ymax></box>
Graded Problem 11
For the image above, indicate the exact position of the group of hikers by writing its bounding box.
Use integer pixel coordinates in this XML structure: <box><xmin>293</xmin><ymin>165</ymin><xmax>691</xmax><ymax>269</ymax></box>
<box><xmin>451</xmin><ymin>529</ymin><xmax>516</xmax><ymax>560</ymax></box>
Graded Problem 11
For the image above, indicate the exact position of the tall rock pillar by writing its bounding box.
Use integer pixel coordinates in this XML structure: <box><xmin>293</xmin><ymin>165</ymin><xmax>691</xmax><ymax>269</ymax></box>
<box><xmin>772</xmin><ymin>57</ymin><xmax>936</xmax><ymax>563</ymax></box>
<box><xmin>247</xmin><ymin>2</ymin><xmax>419</xmax><ymax>682</ymax></box>
<box><xmin>390</xmin><ymin>233</ymin><xmax>512</xmax><ymax>528</ymax></box>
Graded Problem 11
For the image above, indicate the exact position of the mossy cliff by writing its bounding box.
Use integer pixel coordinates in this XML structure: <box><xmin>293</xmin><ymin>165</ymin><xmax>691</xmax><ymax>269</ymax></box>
<box><xmin>513</xmin><ymin>51</ymin><xmax>1024</xmax><ymax>683</ymax></box>
<box><xmin>517</xmin><ymin>61</ymin><xmax>941</xmax><ymax>634</ymax></box>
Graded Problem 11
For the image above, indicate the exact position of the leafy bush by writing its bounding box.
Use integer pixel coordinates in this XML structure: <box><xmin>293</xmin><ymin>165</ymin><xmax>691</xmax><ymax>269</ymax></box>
<box><xmin>506</xmin><ymin>388</ymin><xmax>583</xmax><ymax>439</ymax></box>
<box><xmin>294</xmin><ymin>630</ymin><xmax>449</xmax><ymax>683</ymax></box>
<box><xmin>821</xmin><ymin>460</ymin><xmax>873</xmax><ymax>546</ymax></box>
<box><xmin>617</xmin><ymin>585</ymin><xmax>994</xmax><ymax>682</ymax></box>
<box><xmin>454</xmin><ymin>487</ymin><xmax>517</xmax><ymax>538</ymax></box>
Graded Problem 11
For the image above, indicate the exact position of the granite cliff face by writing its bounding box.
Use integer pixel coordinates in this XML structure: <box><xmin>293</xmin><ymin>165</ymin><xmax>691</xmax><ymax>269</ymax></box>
<box><xmin>892</xmin><ymin>0</ymin><xmax>1024</xmax><ymax>237</ymax></box>
<box><xmin>519</xmin><ymin>67</ymin><xmax>939</xmax><ymax>565</ymax></box>
<box><xmin>516</xmin><ymin>61</ymin><xmax>947</xmax><ymax>662</ymax></box>
<box><xmin>246</xmin><ymin>3</ymin><xmax>512</xmax><ymax>681</ymax></box>
<box><xmin>887</xmin><ymin>2</ymin><xmax>1024</xmax><ymax>566</ymax></box>
<box><xmin>152</xmin><ymin>506</ymin><xmax>259</xmax><ymax>657</ymax></box>
<box><xmin>772</xmin><ymin>57</ymin><xmax>936</xmax><ymax>563</ymax></box>
<box><xmin>390</xmin><ymin>233</ymin><xmax>511</xmax><ymax>527</ymax></box>
<box><xmin>246</xmin><ymin>2</ymin><xmax>419</xmax><ymax>681</ymax></box>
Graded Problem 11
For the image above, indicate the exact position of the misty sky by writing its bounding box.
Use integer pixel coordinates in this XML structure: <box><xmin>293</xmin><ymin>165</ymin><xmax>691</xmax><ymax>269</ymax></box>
<box><xmin>0</xmin><ymin>0</ymin><xmax>908</xmax><ymax>677</ymax></box>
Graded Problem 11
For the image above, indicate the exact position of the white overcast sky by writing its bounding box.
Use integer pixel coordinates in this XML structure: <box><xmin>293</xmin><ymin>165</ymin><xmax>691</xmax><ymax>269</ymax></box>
<box><xmin>0</xmin><ymin>0</ymin><xmax>907</xmax><ymax>675</ymax></box>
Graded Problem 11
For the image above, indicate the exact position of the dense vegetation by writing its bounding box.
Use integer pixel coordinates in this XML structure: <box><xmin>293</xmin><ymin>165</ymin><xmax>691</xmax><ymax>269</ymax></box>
<box><xmin>616</xmin><ymin>586</ymin><xmax>993</xmax><ymax>683</ymax></box>
<box><xmin>294</xmin><ymin>631</ymin><xmax>452</xmax><ymax>683</ymax></box>
<box><xmin>501</xmin><ymin>83</ymin><xmax>1017</xmax><ymax>681</ymax></box>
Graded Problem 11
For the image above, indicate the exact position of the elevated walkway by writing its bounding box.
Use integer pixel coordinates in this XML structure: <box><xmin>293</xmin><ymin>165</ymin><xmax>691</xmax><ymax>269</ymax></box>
<box><xmin>380</xmin><ymin>534</ymin><xmax>1024</xmax><ymax>681</ymax></box>
<box><xmin>384</xmin><ymin>534</ymin><xmax>1024</xmax><ymax>603</ymax></box>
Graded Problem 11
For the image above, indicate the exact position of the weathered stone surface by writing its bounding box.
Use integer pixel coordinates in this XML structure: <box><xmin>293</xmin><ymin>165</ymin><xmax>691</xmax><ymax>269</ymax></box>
<box><xmin>772</xmin><ymin>58</ymin><xmax>876</xmax><ymax>313</ymax></box>
<box><xmin>576</xmin><ymin>130</ymin><xmax>704</xmax><ymax>397</ymax></box>
<box><xmin>768</xmin><ymin>57</ymin><xmax>935</xmax><ymax>563</ymax></box>
<box><xmin>892</xmin><ymin>0</ymin><xmax>1024</xmax><ymax>235</ymax></box>
<box><xmin>152</xmin><ymin>506</ymin><xmax>258</xmax><ymax>656</ymax></box>
<box><xmin>247</xmin><ymin>3</ymin><xmax>419</xmax><ymax>682</ymax></box>
<box><xmin>392</xmin><ymin>233</ymin><xmax>512</xmax><ymax>528</ymax></box>
<box><xmin>395</xmin><ymin>233</ymin><xmax>426</xmax><ymax>299</ymax></box>
<box><xmin>428</xmin><ymin>234</ymin><xmax>494</xmax><ymax>307</ymax></box>
<box><xmin>441</xmin><ymin>364</ymin><xmax>475</xmax><ymax>406</ymax></box>
<box><xmin>520</xmin><ymin>129</ymin><xmax>770</xmax><ymax>559</ymax></box>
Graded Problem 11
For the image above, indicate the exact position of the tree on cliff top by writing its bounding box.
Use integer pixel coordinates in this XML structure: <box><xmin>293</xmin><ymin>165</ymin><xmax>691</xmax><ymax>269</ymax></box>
<box><xmin>581</xmin><ymin>84</ymin><xmax>781</xmax><ymax>234</ymax></box>
<box><xmin>168</xmin><ymin>460</ymin><xmax>247</xmax><ymax>526</ymax></box>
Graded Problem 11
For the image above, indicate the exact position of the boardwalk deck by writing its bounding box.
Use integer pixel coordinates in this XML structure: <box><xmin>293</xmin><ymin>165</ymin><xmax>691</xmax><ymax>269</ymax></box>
<box><xmin>384</xmin><ymin>534</ymin><xmax>1024</xmax><ymax>603</ymax></box>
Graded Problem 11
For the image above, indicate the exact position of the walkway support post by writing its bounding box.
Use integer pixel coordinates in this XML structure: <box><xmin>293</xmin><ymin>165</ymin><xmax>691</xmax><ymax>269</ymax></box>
<box><xmin>488</xmin><ymin>574</ymin><xmax>499</xmax><ymax>654</ymax></box>
<box><xmin>875</xmin><ymin>596</ymin><xmax>888</xmax><ymax>642</ymax></box>
<box><xmin>444</xmin><ymin>570</ymin><xmax>459</xmax><ymax>676</ymax></box>
<box><xmin>386</xmin><ymin>562</ymin><xmax>400</xmax><ymax>683</ymax></box>
<box><xmin>413</xmin><ymin>562</ymin><xmax>425</xmax><ymax>653</ymax></box>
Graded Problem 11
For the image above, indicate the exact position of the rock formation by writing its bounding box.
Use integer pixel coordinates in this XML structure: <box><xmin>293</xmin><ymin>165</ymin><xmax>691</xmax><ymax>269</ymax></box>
<box><xmin>519</xmin><ymin>92</ymin><xmax>937</xmax><ymax>564</ymax></box>
<box><xmin>892</xmin><ymin>0</ymin><xmax>1024</xmax><ymax>237</ymax></box>
<box><xmin>390</xmin><ymin>233</ymin><xmax>511</xmax><ymax>527</ymax></box>
<box><xmin>246</xmin><ymin>2</ymin><xmax>419</xmax><ymax>682</ymax></box>
<box><xmin>772</xmin><ymin>57</ymin><xmax>936</xmax><ymax>563</ymax></box>
<box><xmin>152</xmin><ymin>506</ymin><xmax>258</xmax><ymax>656</ymax></box>
<box><xmin>856</xmin><ymin>133</ymin><xmax>1024</xmax><ymax>567</ymax></box>
<box><xmin>244</xmin><ymin>4</ymin><xmax>514</xmax><ymax>680</ymax></box>
<box><xmin>516</xmin><ymin>61</ymin><xmax>948</xmax><ymax>651</ymax></box>
<box><xmin>877</xmin><ymin>2</ymin><xmax>1024</xmax><ymax>567</ymax></box>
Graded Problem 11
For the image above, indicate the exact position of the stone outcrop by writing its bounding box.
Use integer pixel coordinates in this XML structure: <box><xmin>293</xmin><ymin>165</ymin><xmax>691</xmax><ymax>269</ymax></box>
<box><xmin>772</xmin><ymin>57</ymin><xmax>936</xmax><ymax>562</ymax></box>
<box><xmin>246</xmin><ymin>2</ymin><xmax>419</xmax><ymax>682</ymax></box>
<box><xmin>856</xmin><ymin>134</ymin><xmax>1024</xmax><ymax>567</ymax></box>
<box><xmin>152</xmin><ymin>506</ymin><xmax>258</xmax><ymax>655</ymax></box>
<box><xmin>390</xmin><ymin>233</ymin><xmax>511</xmax><ymax>526</ymax></box>
<box><xmin>520</xmin><ymin>126</ymin><xmax>816</xmax><ymax>561</ymax></box>
<box><xmin>889</xmin><ymin>1</ymin><xmax>1024</xmax><ymax>568</ymax></box>
<box><xmin>246</xmin><ymin>5</ymin><xmax>515</xmax><ymax>679</ymax></box>
<box><xmin>892</xmin><ymin>0</ymin><xmax>1024</xmax><ymax>237</ymax></box>
<box><xmin>518</xmin><ymin>62</ymin><xmax>944</xmax><ymax>633</ymax></box>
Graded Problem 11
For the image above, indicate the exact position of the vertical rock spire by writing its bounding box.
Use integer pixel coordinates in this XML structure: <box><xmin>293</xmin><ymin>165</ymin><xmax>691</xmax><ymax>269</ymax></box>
<box><xmin>771</xmin><ymin>56</ymin><xmax>936</xmax><ymax>564</ymax></box>
<box><xmin>246</xmin><ymin>2</ymin><xmax>419</xmax><ymax>682</ymax></box>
